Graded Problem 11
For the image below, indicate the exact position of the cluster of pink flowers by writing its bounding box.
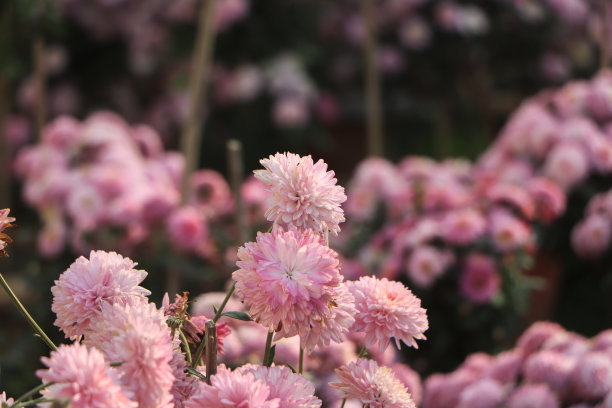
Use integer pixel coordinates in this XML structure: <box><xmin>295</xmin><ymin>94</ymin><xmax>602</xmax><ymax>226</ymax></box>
<box><xmin>14</xmin><ymin>112</ymin><xmax>238</xmax><ymax>259</ymax></box>
<box><xmin>342</xmin><ymin>156</ymin><xmax>565</xmax><ymax>305</ymax></box>
<box><xmin>422</xmin><ymin>321</ymin><xmax>612</xmax><ymax>408</ymax></box>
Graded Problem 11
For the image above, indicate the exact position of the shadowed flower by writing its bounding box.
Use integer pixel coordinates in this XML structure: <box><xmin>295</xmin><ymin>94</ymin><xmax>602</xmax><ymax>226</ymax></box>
<box><xmin>459</xmin><ymin>254</ymin><xmax>500</xmax><ymax>304</ymax></box>
<box><xmin>255</xmin><ymin>152</ymin><xmax>346</xmax><ymax>235</ymax></box>
<box><xmin>51</xmin><ymin>250</ymin><xmax>151</xmax><ymax>339</ymax></box>
<box><xmin>233</xmin><ymin>226</ymin><xmax>355</xmax><ymax>349</ymax></box>
<box><xmin>36</xmin><ymin>343</ymin><xmax>137</xmax><ymax>408</ymax></box>
<box><xmin>348</xmin><ymin>276</ymin><xmax>428</xmax><ymax>353</ymax></box>
<box><xmin>0</xmin><ymin>209</ymin><xmax>15</xmax><ymax>257</ymax></box>
<box><xmin>331</xmin><ymin>358</ymin><xmax>415</xmax><ymax>408</ymax></box>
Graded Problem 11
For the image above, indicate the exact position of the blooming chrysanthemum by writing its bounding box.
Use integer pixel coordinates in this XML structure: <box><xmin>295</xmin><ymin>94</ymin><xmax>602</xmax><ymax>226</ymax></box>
<box><xmin>0</xmin><ymin>208</ymin><xmax>15</xmax><ymax>256</ymax></box>
<box><xmin>506</xmin><ymin>384</ymin><xmax>560</xmax><ymax>408</ymax></box>
<box><xmin>406</xmin><ymin>246</ymin><xmax>451</xmax><ymax>288</ymax></box>
<box><xmin>457</xmin><ymin>378</ymin><xmax>505</xmax><ymax>408</ymax></box>
<box><xmin>167</xmin><ymin>206</ymin><xmax>209</xmax><ymax>253</ymax></box>
<box><xmin>51</xmin><ymin>250</ymin><xmax>151</xmax><ymax>339</ymax></box>
<box><xmin>570</xmin><ymin>352</ymin><xmax>612</xmax><ymax>400</ymax></box>
<box><xmin>236</xmin><ymin>364</ymin><xmax>322</xmax><ymax>408</ymax></box>
<box><xmin>331</xmin><ymin>358</ymin><xmax>416</xmax><ymax>408</ymax></box>
<box><xmin>571</xmin><ymin>214</ymin><xmax>612</xmax><ymax>259</ymax></box>
<box><xmin>347</xmin><ymin>276</ymin><xmax>428</xmax><ymax>353</ymax></box>
<box><xmin>36</xmin><ymin>343</ymin><xmax>137</xmax><ymax>408</ymax></box>
<box><xmin>189</xmin><ymin>169</ymin><xmax>233</xmax><ymax>218</ymax></box>
<box><xmin>85</xmin><ymin>300</ymin><xmax>175</xmax><ymax>408</ymax></box>
<box><xmin>233</xmin><ymin>226</ymin><xmax>355</xmax><ymax>349</ymax></box>
<box><xmin>441</xmin><ymin>208</ymin><xmax>486</xmax><ymax>246</ymax></box>
<box><xmin>459</xmin><ymin>254</ymin><xmax>500</xmax><ymax>304</ymax></box>
<box><xmin>254</xmin><ymin>152</ymin><xmax>347</xmax><ymax>235</ymax></box>
<box><xmin>523</xmin><ymin>350</ymin><xmax>574</xmax><ymax>393</ymax></box>
<box><xmin>186</xmin><ymin>366</ymin><xmax>280</xmax><ymax>408</ymax></box>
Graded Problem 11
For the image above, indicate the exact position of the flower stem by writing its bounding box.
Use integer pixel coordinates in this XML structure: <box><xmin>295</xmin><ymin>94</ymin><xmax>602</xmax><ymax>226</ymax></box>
<box><xmin>10</xmin><ymin>382</ymin><xmax>54</xmax><ymax>407</ymax></box>
<box><xmin>263</xmin><ymin>330</ymin><xmax>274</xmax><ymax>366</ymax></box>
<box><xmin>12</xmin><ymin>397</ymin><xmax>57</xmax><ymax>408</ymax></box>
<box><xmin>212</xmin><ymin>282</ymin><xmax>235</xmax><ymax>323</ymax></box>
<box><xmin>204</xmin><ymin>321</ymin><xmax>217</xmax><ymax>384</ymax></box>
<box><xmin>0</xmin><ymin>272</ymin><xmax>56</xmax><ymax>351</ymax></box>
<box><xmin>298</xmin><ymin>347</ymin><xmax>304</xmax><ymax>374</ymax></box>
<box><xmin>179</xmin><ymin>329</ymin><xmax>192</xmax><ymax>366</ymax></box>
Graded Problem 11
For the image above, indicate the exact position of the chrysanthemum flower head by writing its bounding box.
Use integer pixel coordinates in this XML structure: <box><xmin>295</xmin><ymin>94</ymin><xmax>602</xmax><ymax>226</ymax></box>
<box><xmin>186</xmin><ymin>366</ymin><xmax>280</xmax><ymax>408</ymax></box>
<box><xmin>457</xmin><ymin>378</ymin><xmax>505</xmax><ymax>408</ymax></box>
<box><xmin>254</xmin><ymin>152</ymin><xmax>347</xmax><ymax>235</ymax></box>
<box><xmin>347</xmin><ymin>276</ymin><xmax>428</xmax><ymax>353</ymax></box>
<box><xmin>507</xmin><ymin>384</ymin><xmax>560</xmax><ymax>408</ymax></box>
<box><xmin>0</xmin><ymin>208</ymin><xmax>15</xmax><ymax>257</ymax></box>
<box><xmin>51</xmin><ymin>250</ymin><xmax>151</xmax><ymax>339</ymax></box>
<box><xmin>331</xmin><ymin>358</ymin><xmax>416</xmax><ymax>408</ymax></box>
<box><xmin>570</xmin><ymin>352</ymin><xmax>612</xmax><ymax>400</ymax></box>
<box><xmin>36</xmin><ymin>343</ymin><xmax>137</xmax><ymax>408</ymax></box>
<box><xmin>85</xmin><ymin>300</ymin><xmax>175</xmax><ymax>408</ymax></box>
<box><xmin>233</xmin><ymin>226</ymin><xmax>356</xmax><ymax>349</ymax></box>
<box><xmin>236</xmin><ymin>364</ymin><xmax>322</xmax><ymax>408</ymax></box>
<box><xmin>459</xmin><ymin>254</ymin><xmax>501</xmax><ymax>304</ymax></box>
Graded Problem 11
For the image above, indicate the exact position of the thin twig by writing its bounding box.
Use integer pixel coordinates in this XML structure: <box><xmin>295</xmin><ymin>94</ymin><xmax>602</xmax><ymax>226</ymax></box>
<box><xmin>362</xmin><ymin>0</ymin><xmax>384</xmax><ymax>157</ymax></box>
<box><xmin>212</xmin><ymin>282</ymin><xmax>235</xmax><ymax>323</ymax></box>
<box><xmin>10</xmin><ymin>382</ymin><xmax>54</xmax><ymax>406</ymax></box>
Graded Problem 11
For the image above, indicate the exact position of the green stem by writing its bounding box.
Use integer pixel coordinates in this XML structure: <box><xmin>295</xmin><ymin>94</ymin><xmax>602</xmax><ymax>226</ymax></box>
<box><xmin>10</xmin><ymin>382</ymin><xmax>54</xmax><ymax>407</ymax></box>
<box><xmin>340</xmin><ymin>399</ymin><xmax>347</xmax><ymax>408</ymax></box>
<box><xmin>13</xmin><ymin>397</ymin><xmax>56</xmax><ymax>408</ymax></box>
<box><xmin>298</xmin><ymin>347</ymin><xmax>304</xmax><ymax>374</ymax></box>
<box><xmin>0</xmin><ymin>272</ymin><xmax>56</xmax><ymax>350</ymax></box>
<box><xmin>179</xmin><ymin>329</ymin><xmax>192</xmax><ymax>366</ymax></box>
<box><xmin>262</xmin><ymin>330</ymin><xmax>274</xmax><ymax>366</ymax></box>
<box><xmin>212</xmin><ymin>282</ymin><xmax>235</xmax><ymax>323</ymax></box>
<box><xmin>191</xmin><ymin>334</ymin><xmax>206</xmax><ymax>369</ymax></box>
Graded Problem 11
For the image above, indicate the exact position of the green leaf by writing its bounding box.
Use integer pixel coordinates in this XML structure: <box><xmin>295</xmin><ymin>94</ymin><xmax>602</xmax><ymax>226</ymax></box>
<box><xmin>187</xmin><ymin>367</ymin><xmax>207</xmax><ymax>381</ymax></box>
<box><xmin>221</xmin><ymin>311</ymin><xmax>252</xmax><ymax>321</ymax></box>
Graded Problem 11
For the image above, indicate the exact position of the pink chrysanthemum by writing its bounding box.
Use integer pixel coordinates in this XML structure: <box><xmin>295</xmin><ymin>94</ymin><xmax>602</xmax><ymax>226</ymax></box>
<box><xmin>523</xmin><ymin>350</ymin><xmax>574</xmax><ymax>393</ymax></box>
<box><xmin>457</xmin><ymin>378</ymin><xmax>505</xmax><ymax>408</ymax></box>
<box><xmin>441</xmin><ymin>208</ymin><xmax>486</xmax><ymax>246</ymax></box>
<box><xmin>331</xmin><ymin>358</ymin><xmax>416</xmax><ymax>408</ymax></box>
<box><xmin>236</xmin><ymin>364</ymin><xmax>322</xmax><ymax>408</ymax></box>
<box><xmin>517</xmin><ymin>321</ymin><xmax>566</xmax><ymax>356</ymax></box>
<box><xmin>85</xmin><ymin>300</ymin><xmax>175</xmax><ymax>408</ymax></box>
<box><xmin>254</xmin><ymin>152</ymin><xmax>347</xmax><ymax>235</ymax></box>
<box><xmin>36</xmin><ymin>343</ymin><xmax>137</xmax><ymax>408</ymax></box>
<box><xmin>167</xmin><ymin>206</ymin><xmax>209</xmax><ymax>253</ymax></box>
<box><xmin>347</xmin><ymin>276</ymin><xmax>428</xmax><ymax>353</ymax></box>
<box><xmin>233</xmin><ymin>226</ymin><xmax>356</xmax><ymax>349</ymax></box>
<box><xmin>507</xmin><ymin>384</ymin><xmax>560</xmax><ymax>408</ymax></box>
<box><xmin>189</xmin><ymin>169</ymin><xmax>233</xmax><ymax>219</ymax></box>
<box><xmin>570</xmin><ymin>352</ymin><xmax>612</xmax><ymax>400</ymax></box>
<box><xmin>0</xmin><ymin>208</ymin><xmax>15</xmax><ymax>256</ymax></box>
<box><xmin>51</xmin><ymin>250</ymin><xmax>151</xmax><ymax>339</ymax></box>
<box><xmin>186</xmin><ymin>366</ymin><xmax>280</xmax><ymax>408</ymax></box>
<box><xmin>405</xmin><ymin>246</ymin><xmax>451</xmax><ymax>289</ymax></box>
<box><xmin>459</xmin><ymin>254</ymin><xmax>500</xmax><ymax>304</ymax></box>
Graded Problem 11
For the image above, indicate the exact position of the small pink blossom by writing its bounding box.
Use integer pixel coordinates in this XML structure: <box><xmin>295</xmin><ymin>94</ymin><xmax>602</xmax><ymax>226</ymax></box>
<box><xmin>543</xmin><ymin>142</ymin><xmax>590</xmax><ymax>190</ymax></box>
<box><xmin>507</xmin><ymin>384</ymin><xmax>560</xmax><ymax>408</ymax></box>
<box><xmin>167</xmin><ymin>206</ymin><xmax>209</xmax><ymax>253</ymax></box>
<box><xmin>572</xmin><ymin>214</ymin><xmax>612</xmax><ymax>259</ymax></box>
<box><xmin>348</xmin><ymin>276</ymin><xmax>428</xmax><ymax>353</ymax></box>
<box><xmin>51</xmin><ymin>250</ymin><xmax>150</xmax><ymax>339</ymax></box>
<box><xmin>523</xmin><ymin>350</ymin><xmax>575</xmax><ymax>393</ymax></box>
<box><xmin>570</xmin><ymin>352</ymin><xmax>612</xmax><ymax>400</ymax></box>
<box><xmin>255</xmin><ymin>152</ymin><xmax>346</xmax><ymax>235</ymax></box>
<box><xmin>457</xmin><ymin>378</ymin><xmax>505</xmax><ymax>408</ymax></box>
<box><xmin>517</xmin><ymin>321</ymin><xmax>566</xmax><ymax>356</ymax></box>
<box><xmin>405</xmin><ymin>246</ymin><xmax>452</xmax><ymax>288</ymax></box>
<box><xmin>331</xmin><ymin>358</ymin><xmax>416</xmax><ymax>408</ymax></box>
<box><xmin>189</xmin><ymin>169</ymin><xmax>233</xmax><ymax>219</ymax></box>
<box><xmin>36</xmin><ymin>343</ymin><xmax>137</xmax><ymax>408</ymax></box>
<box><xmin>441</xmin><ymin>208</ymin><xmax>486</xmax><ymax>246</ymax></box>
<box><xmin>459</xmin><ymin>254</ymin><xmax>500</xmax><ymax>304</ymax></box>
<box><xmin>489</xmin><ymin>211</ymin><xmax>532</xmax><ymax>252</ymax></box>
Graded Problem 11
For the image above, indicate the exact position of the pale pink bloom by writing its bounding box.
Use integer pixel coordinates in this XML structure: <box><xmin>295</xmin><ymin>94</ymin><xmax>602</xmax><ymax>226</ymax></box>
<box><xmin>390</xmin><ymin>364</ymin><xmax>423</xmax><ymax>406</ymax></box>
<box><xmin>460</xmin><ymin>352</ymin><xmax>493</xmax><ymax>375</ymax></box>
<box><xmin>422</xmin><ymin>369</ymin><xmax>477</xmax><ymax>408</ymax></box>
<box><xmin>486</xmin><ymin>183</ymin><xmax>535</xmax><ymax>220</ymax></box>
<box><xmin>167</xmin><ymin>206</ymin><xmax>209</xmax><ymax>253</ymax></box>
<box><xmin>489</xmin><ymin>211</ymin><xmax>532</xmax><ymax>252</ymax></box>
<box><xmin>345</xmin><ymin>185</ymin><xmax>379</xmax><ymax>221</ymax></box>
<box><xmin>592</xmin><ymin>330</ymin><xmax>612</xmax><ymax>353</ymax></box>
<box><xmin>497</xmin><ymin>103</ymin><xmax>558</xmax><ymax>159</ymax></box>
<box><xmin>587</xmin><ymin>71</ymin><xmax>612</xmax><ymax>121</ymax></box>
<box><xmin>457</xmin><ymin>378</ymin><xmax>505</xmax><ymax>408</ymax></box>
<box><xmin>517</xmin><ymin>321</ymin><xmax>566</xmax><ymax>356</ymax></box>
<box><xmin>233</xmin><ymin>226</ymin><xmax>355</xmax><ymax>349</ymax></box>
<box><xmin>331</xmin><ymin>359</ymin><xmax>416</xmax><ymax>408</ymax></box>
<box><xmin>255</xmin><ymin>152</ymin><xmax>346</xmax><ymax>235</ymax></box>
<box><xmin>587</xmin><ymin>136</ymin><xmax>612</xmax><ymax>173</ymax></box>
<box><xmin>236</xmin><ymin>364</ymin><xmax>322</xmax><ymax>407</ymax></box>
<box><xmin>272</xmin><ymin>96</ymin><xmax>310</xmax><ymax>128</ymax></box>
<box><xmin>36</xmin><ymin>343</ymin><xmax>137</xmax><ymax>408</ymax></box>
<box><xmin>132</xmin><ymin>125</ymin><xmax>163</xmax><ymax>158</ymax></box>
<box><xmin>484</xmin><ymin>349</ymin><xmax>523</xmax><ymax>384</ymax></box>
<box><xmin>307</xmin><ymin>341</ymin><xmax>358</xmax><ymax>377</ymax></box>
<box><xmin>543</xmin><ymin>142</ymin><xmax>590</xmax><ymax>190</ymax></box>
<box><xmin>86</xmin><ymin>300</ymin><xmax>175</xmax><ymax>408</ymax></box>
<box><xmin>66</xmin><ymin>182</ymin><xmax>105</xmax><ymax>229</ymax></box>
<box><xmin>51</xmin><ymin>250</ymin><xmax>150</xmax><ymax>339</ymax></box>
<box><xmin>186</xmin><ymin>366</ymin><xmax>280</xmax><ymax>408</ymax></box>
<box><xmin>170</xmin><ymin>349</ymin><xmax>199</xmax><ymax>408</ymax></box>
<box><xmin>459</xmin><ymin>254</ymin><xmax>500</xmax><ymax>304</ymax></box>
<box><xmin>523</xmin><ymin>350</ymin><xmax>575</xmax><ymax>393</ymax></box>
<box><xmin>441</xmin><ymin>208</ymin><xmax>486</xmax><ymax>245</ymax></box>
<box><xmin>507</xmin><ymin>384</ymin><xmax>560</xmax><ymax>408</ymax></box>
<box><xmin>405</xmin><ymin>246</ymin><xmax>452</xmax><ymax>288</ymax></box>
<box><xmin>348</xmin><ymin>276</ymin><xmax>428</xmax><ymax>353</ymax></box>
<box><xmin>189</xmin><ymin>169</ymin><xmax>233</xmax><ymax>219</ymax></box>
<box><xmin>42</xmin><ymin>115</ymin><xmax>82</xmax><ymax>148</ymax></box>
<box><xmin>542</xmin><ymin>331</ymin><xmax>589</xmax><ymax>357</ymax></box>
<box><xmin>526</xmin><ymin>178</ymin><xmax>566</xmax><ymax>223</ymax></box>
<box><xmin>402</xmin><ymin>218</ymin><xmax>441</xmax><ymax>247</ymax></box>
<box><xmin>0</xmin><ymin>392</ymin><xmax>13</xmax><ymax>405</ymax></box>
<box><xmin>570</xmin><ymin>352</ymin><xmax>612</xmax><ymax>400</ymax></box>
<box><xmin>571</xmin><ymin>215</ymin><xmax>612</xmax><ymax>259</ymax></box>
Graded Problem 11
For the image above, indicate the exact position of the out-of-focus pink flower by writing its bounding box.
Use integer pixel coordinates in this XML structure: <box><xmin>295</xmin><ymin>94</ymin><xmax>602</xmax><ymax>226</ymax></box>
<box><xmin>331</xmin><ymin>359</ymin><xmax>416</xmax><ymax>408</ymax></box>
<box><xmin>398</xmin><ymin>17</ymin><xmax>431</xmax><ymax>50</ymax></box>
<box><xmin>506</xmin><ymin>384</ymin><xmax>560</xmax><ymax>408</ymax></box>
<box><xmin>570</xmin><ymin>352</ymin><xmax>612</xmax><ymax>400</ymax></box>
<box><xmin>189</xmin><ymin>169</ymin><xmax>232</xmax><ymax>219</ymax></box>
<box><xmin>3</xmin><ymin>115</ymin><xmax>31</xmax><ymax>149</ymax></box>
<box><xmin>571</xmin><ymin>214</ymin><xmax>612</xmax><ymax>259</ymax></box>
<box><xmin>484</xmin><ymin>349</ymin><xmax>523</xmax><ymax>384</ymax></box>
<box><xmin>489</xmin><ymin>211</ymin><xmax>532</xmax><ymax>252</ymax></box>
<box><xmin>233</xmin><ymin>226</ymin><xmax>355</xmax><ymax>349</ymax></box>
<box><xmin>215</xmin><ymin>0</ymin><xmax>249</xmax><ymax>32</ymax></box>
<box><xmin>422</xmin><ymin>369</ymin><xmax>477</xmax><ymax>408</ymax></box>
<box><xmin>405</xmin><ymin>246</ymin><xmax>452</xmax><ymax>288</ymax></box>
<box><xmin>587</xmin><ymin>72</ymin><xmax>612</xmax><ymax>121</ymax></box>
<box><xmin>459</xmin><ymin>254</ymin><xmax>500</xmax><ymax>304</ymax></box>
<box><xmin>51</xmin><ymin>250</ymin><xmax>150</xmax><ymax>339</ymax></box>
<box><xmin>37</xmin><ymin>217</ymin><xmax>67</xmax><ymax>258</ymax></box>
<box><xmin>241</xmin><ymin>175</ymin><xmax>270</xmax><ymax>225</ymax></box>
<box><xmin>457</xmin><ymin>378</ymin><xmax>505</xmax><ymax>408</ymax></box>
<box><xmin>255</xmin><ymin>152</ymin><xmax>346</xmax><ymax>235</ymax></box>
<box><xmin>517</xmin><ymin>321</ymin><xmax>566</xmax><ymax>356</ymax></box>
<box><xmin>348</xmin><ymin>276</ymin><xmax>428</xmax><ymax>353</ymax></box>
<box><xmin>543</xmin><ymin>142</ymin><xmax>590</xmax><ymax>190</ymax></box>
<box><xmin>186</xmin><ymin>366</ymin><xmax>280</xmax><ymax>408</ymax></box>
<box><xmin>272</xmin><ymin>96</ymin><xmax>310</xmax><ymax>128</ymax></box>
<box><xmin>527</xmin><ymin>178</ymin><xmax>566</xmax><ymax>223</ymax></box>
<box><xmin>523</xmin><ymin>350</ymin><xmax>575</xmax><ymax>393</ymax></box>
<box><xmin>167</xmin><ymin>206</ymin><xmax>209</xmax><ymax>253</ymax></box>
<box><xmin>86</xmin><ymin>300</ymin><xmax>175</xmax><ymax>408</ymax></box>
<box><xmin>236</xmin><ymin>364</ymin><xmax>322</xmax><ymax>407</ymax></box>
<box><xmin>441</xmin><ymin>208</ymin><xmax>486</xmax><ymax>246</ymax></box>
<box><xmin>36</xmin><ymin>343</ymin><xmax>137</xmax><ymax>408</ymax></box>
